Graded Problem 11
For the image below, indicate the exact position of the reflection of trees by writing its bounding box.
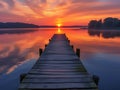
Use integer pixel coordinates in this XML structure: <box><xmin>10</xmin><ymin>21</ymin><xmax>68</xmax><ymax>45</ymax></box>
<box><xmin>88</xmin><ymin>30</ymin><xmax>120</xmax><ymax>38</ymax></box>
<box><xmin>88</xmin><ymin>30</ymin><xmax>101</xmax><ymax>37</ymax></box>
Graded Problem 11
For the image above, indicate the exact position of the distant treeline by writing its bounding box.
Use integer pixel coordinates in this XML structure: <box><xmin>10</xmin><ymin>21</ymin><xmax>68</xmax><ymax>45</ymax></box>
<box><xmin>0</xmin><ymin>22</ymin><xmax>87</xmax><ymax>28</ymax></box>
<box><xmin>0</xmin><ymin>22</ymin><xmax>39</xmax><ymax>28</ymax></box>
<box><xmin>88</xmin><ymin>17</ymin><xmax>120</xmax><ymax>29</ymax></box>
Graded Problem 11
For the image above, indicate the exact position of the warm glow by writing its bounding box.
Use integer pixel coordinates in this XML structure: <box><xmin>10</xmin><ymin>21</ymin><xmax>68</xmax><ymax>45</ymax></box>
<box><xmin>57</xmin><ymin>28</ymin><xmax>61</xmax><ymax>34</ymax></box>
<box><xmin>57</xmin><ymin>24</ymin><xmax>61</xmax><ymax>27</ymax></box>
<box><xmin>0</xmin><ymin>1</ymin><xmax>120</xmax><ymax>25</ymax></box>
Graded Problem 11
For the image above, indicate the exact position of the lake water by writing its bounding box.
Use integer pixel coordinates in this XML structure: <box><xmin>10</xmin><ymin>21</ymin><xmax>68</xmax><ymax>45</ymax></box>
<box><xmin>0</xmin><ymin>28</ymin><xmax>120</xmax><ymax>90</ymax></box>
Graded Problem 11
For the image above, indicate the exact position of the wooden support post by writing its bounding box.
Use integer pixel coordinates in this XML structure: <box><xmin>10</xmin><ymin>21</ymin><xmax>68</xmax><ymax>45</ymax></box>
<box><xmin>20</xmin><ymin>73</ymin><xmax>27</xmax><ymax>83</ymax></box>
<box><xmin>92</xmin><ymin>75</ymin><xmax>99</xmax><ymax>85</ymax></box>
<box><xmin>45</xmin><ymin>44</ymin><xmax>48</xmax><ymax>48</ymax></box>
<box><xmin>39</xmin><ymin>48</ymin><xmax>43</xmax><ymax>56</ymax></box>
<box><xmin>76</xmin><ymin>48</ymin><xmax>80</xmax><ymax>57</ymax></box>
<box><xmin>71</xmin><ymin>45</ymin><xmax>74</xmax><ymax>49</ymax></box>
<box><xmin>68</xmin><ymin>40</ymin><xmax>70</xmax><ymax>43</ymax></box>
<box><xmin>49</xmin><ymin>39</ymin><xmax>51</xmax><ymax>42</ymax></box>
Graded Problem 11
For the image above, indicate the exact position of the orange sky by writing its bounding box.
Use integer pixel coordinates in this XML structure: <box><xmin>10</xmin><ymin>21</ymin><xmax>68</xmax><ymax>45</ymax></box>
<box><xmin>0</xmin><ymin>0</ymin><xmax>120</xmax><ymax>25</ymax></box>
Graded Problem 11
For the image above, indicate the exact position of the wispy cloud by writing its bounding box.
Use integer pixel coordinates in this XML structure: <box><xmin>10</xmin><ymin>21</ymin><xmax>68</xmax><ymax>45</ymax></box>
<box><xmin>0</xmin><ymin>0</ymin><xmax>120</xmax><ymax>25</ymax></box>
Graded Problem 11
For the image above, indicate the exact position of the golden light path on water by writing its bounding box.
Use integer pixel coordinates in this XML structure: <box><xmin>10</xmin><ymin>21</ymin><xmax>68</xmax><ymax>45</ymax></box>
<box><xmin>57</xmin><ymin>28</ymin><xmax>62</xmax><ymax>34</ymax></box>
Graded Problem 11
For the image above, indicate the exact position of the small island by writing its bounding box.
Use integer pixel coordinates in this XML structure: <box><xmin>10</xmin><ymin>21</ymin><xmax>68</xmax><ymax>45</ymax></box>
<box><xmin>88</xmin><ymin>17</ymin><xmax>120</xmax><ymax>30</ymax></box>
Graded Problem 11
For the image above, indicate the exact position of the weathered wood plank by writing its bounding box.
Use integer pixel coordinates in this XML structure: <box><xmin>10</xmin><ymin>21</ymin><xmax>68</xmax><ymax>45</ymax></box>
<box><xmin>39</xmin><ymin>55</ymin><xmax>79</xmax><ymax>60</ymax></box>
<box><xmin>28</xmin><ymin>71</ymin><xmax>88</xmax><ymax>75</ymax></box>
<box><xmin>29</xmin><ymin>69</ymin><xmax>86</xmax><ymax>72</ymax></box>
<box><xmin>19</xmin><ymin>82</ymin><xmax>97</xmax><ymax>89</ymax></box>
<box><xmin>25</xmin><ymin>74</ymin><xmax>92</xmax><ymax>78</ymax></box>
<box><xmin>22</xmin><ymin>78</ymin><xmax>94</xmax><ymax>83</ymax></box>
<box><xmin>32</xmin><ymin>65</ymin><xmax>83</xmax><ymax>69</ymax></box>
<box><xmin>31</xmin><ymin>66</ymin><xmax>86</xmax><ymax>72</ymax></box>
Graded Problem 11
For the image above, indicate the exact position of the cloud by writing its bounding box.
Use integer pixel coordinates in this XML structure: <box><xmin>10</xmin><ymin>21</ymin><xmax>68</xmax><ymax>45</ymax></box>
<box><xmin>0</xmin><ymin>1</ymin><xmax>9</xmax><ymax>11</ymax></box>
<box><xmin>25</xmin><ymin>0</ymin><xmax>68</xmax><ymax>17</ymax></box>
<box><xmin>0</xmin><ymin>0</ymin><xmax>120</xmax><ymax>25</ymax></box>
<box><xmin>0</xmin><ymin>0</ymin><xmax>41</xmax><ymax>17</ymax></box>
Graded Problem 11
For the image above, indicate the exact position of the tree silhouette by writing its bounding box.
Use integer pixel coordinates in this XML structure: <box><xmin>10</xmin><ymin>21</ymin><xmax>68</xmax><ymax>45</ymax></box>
<box><xmin>0</xmin><ymin>22</ymin><xmax>39</xmax><ymax>28</ymax></box>
<box><xmin>88</xmin><ymin>17</ymin><xmax>120</xmax><ymax>29</ymax></box>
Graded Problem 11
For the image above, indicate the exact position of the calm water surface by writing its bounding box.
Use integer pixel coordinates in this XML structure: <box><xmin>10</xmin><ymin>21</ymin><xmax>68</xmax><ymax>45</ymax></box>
<box><xmin>0</xmin><ymin>28</ymin><xmax>120</xmax><ymax>90</ymax></box>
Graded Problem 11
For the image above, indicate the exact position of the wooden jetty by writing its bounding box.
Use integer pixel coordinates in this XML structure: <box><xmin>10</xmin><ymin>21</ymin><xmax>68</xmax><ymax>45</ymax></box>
<box><xmin>19</xmin><ymin>34</ymin><xmax>98</xmax><ymax>90</ymax></box>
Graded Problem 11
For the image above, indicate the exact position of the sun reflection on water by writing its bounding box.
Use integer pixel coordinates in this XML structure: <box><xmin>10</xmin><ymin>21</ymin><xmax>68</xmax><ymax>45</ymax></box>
<box><xmin>57</xmin><ymin>28</ymin><xmax>62</xmax><ymax>34</ymax></box>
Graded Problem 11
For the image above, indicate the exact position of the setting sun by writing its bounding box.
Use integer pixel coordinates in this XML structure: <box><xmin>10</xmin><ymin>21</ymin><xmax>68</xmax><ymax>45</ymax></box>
<box><xmin>57</xmin><ymin>24</ymin><xmax>61</xmax><ymax>27</ymax></box>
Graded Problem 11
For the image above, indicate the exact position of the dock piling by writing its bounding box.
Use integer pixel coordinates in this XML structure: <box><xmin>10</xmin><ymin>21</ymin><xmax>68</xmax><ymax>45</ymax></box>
<box><xmin>76</xmin><ymin>48</ymin><xmax>80</xmax><ymax>57</ymax></box>
<box><xmin>92</xmin><ymin>75</ymin><xmax>99</xmax><ymax>85</ymax></box>
<box><xmin>39</xmin><ymin>48</ymin><xmax>43</xmax><ymax>56</ymax></box>
<box><xmin>45</xmin><ymin>44</ymin><xmax>48</xmax><ymax>48</ymax></box>
<box><xmin>49</xmin><ymin>39</ymin><xmax>51</xmax><ymax>42</ymax></box>
<box><xmin>71</xmin><ymin>45</ymin><xmax>74</xmax><ymax>49</ymax></box>
<box><xmin>68</xmin><ymin>40</ymin><xmax>70</xmax><ymax>43</ymax></box>
<box><xmin>20</xmin><ymin>73</ymin><xmax>27</xmax><ymax>83</ymax></box>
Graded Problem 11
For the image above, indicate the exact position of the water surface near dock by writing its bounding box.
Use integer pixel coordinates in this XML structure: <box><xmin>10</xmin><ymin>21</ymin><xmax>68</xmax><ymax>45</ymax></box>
<box><xmin>0</xmin><ymin>28</ymin><xmax>120</xmax><ymax>90</ymax></box>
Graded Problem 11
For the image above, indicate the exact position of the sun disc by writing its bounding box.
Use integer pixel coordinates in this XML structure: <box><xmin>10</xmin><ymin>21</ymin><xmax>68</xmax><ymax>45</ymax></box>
<box><xmin>57</xmin><ymin>24</ymin><xmax>61</xmax><ymax>27</ymax></box>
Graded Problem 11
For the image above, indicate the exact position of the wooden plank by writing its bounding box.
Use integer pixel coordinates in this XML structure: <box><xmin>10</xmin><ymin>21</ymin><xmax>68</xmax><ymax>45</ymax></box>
<box><xmin>36</xmin><ymin>62</ymin><xmax>81</xmax><ymax>64</ymax></box>
<box><xmin>25</xmin><ymin>74</ymin><xmax>92</xmax><ymax>78</ymax></box>
<box><xmin>22</xmin><ymin>77</ymin><xmax>93</xmax><ymax>83</ymax></box>
<box><xmin>36</xmin><ymin>62</ymin><xmax>80</xmax><ymax>64</ymax></box>
<box><xmin>33</xmin><ymin>63</ymin><xmax>82</xmax><ymax>66</ymax></box>
<box><xmin>32</xmin><ymin>66</ymin><xmax>84</xmax><ymax>69</ymax></box>
<box><xmin>39</xmin><ymin>55</ymin><xmax>79</xmax><ymax>60</ymax></box>
<box><xmin>28</xmin><ymin>71</ymin><xmax>88</xmax><ymax>75</ymax></box>
<box><xmin>30</xmin><ymin>69</ymin><xmax>86</xmax><ymax>72</ymax></box>
<box><xmin>38</xmin><ymin>59</ymin><xmax>80</xmax><ymax>63</ymax></box>
<box><xmin>19</xmin><ymin>82</ymin><xmax>97</xmax><ymax>89</ymax></box>
<box><xmin>31</xmin><ymin>66</ymin><xmax>86</xmax><ymax>72</ymax></box>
